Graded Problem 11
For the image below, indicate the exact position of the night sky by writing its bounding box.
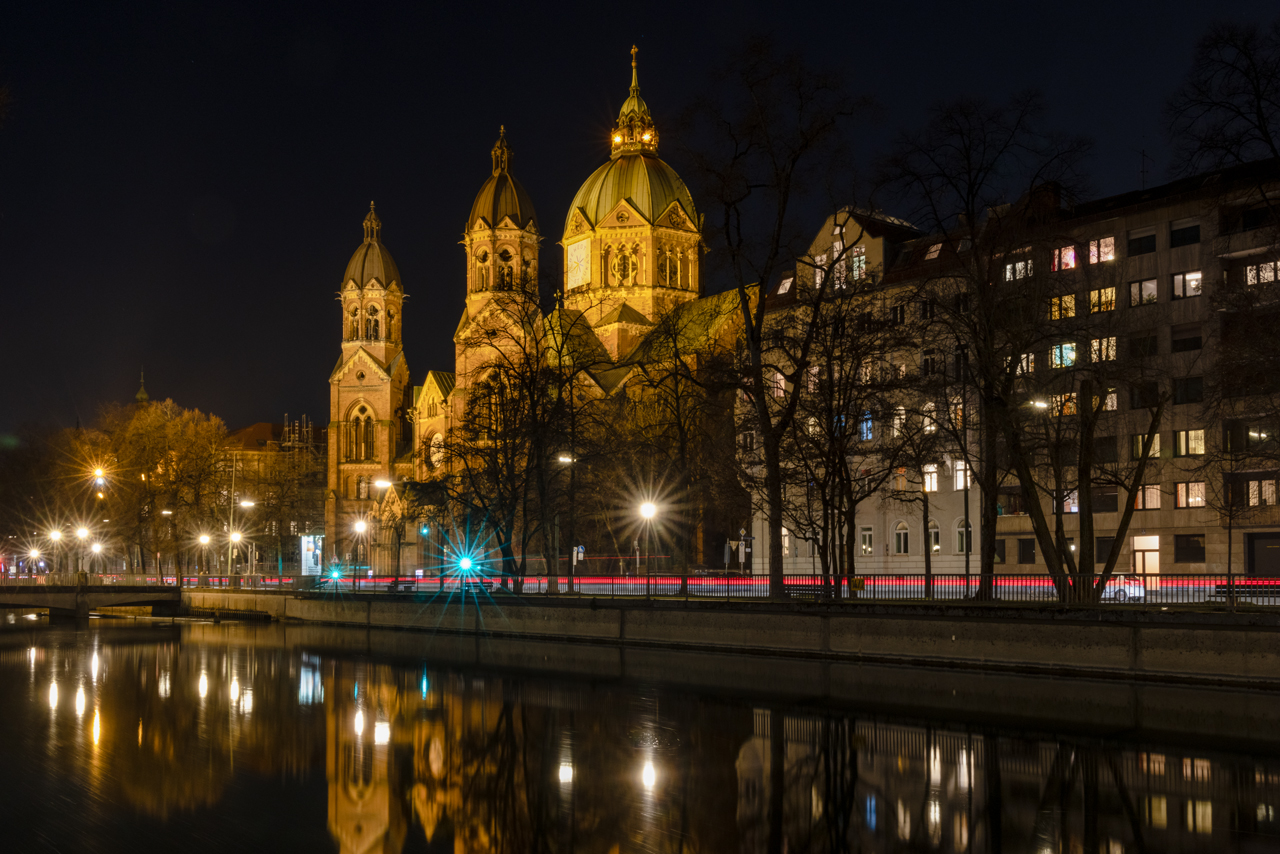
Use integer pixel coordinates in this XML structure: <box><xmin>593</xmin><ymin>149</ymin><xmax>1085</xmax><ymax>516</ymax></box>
<box><xmin>2</xmin><ymin>1</ymin><xmax>1276</xmax><ymax>436</ymax></box>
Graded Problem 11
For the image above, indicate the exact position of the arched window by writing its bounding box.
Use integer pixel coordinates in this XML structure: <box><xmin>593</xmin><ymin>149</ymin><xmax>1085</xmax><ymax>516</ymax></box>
<box><xmin>366</xmin><ymin>305</ymin><xmax>380</xmax><ymax>340</ymax></box>
<box><xmin>497</xmin><ymin>248</ymin><xmax>514</xmax><ymax>289</ymax></box>
<box><xmin>348</xmin><ymin>307</ymin><xmax>359</xmax><ymax>340</ymax></box>
<box><xmin>928</xmin><ymin>520</ymin><xmax>941</xmax><ymax>554</ymax></box>
<box><xmin>956</xmin><ymin>521</ymin><xmax>971</xmax><ymax>554</ymax></box>
<box><xmin>894</xmin><ymin>522</ymin><xmax>910</xmax><ymax>555</ymax></box>
<box><xmin>357</xmin><ymin>476</ymin><xmax>369</xmax><ymax>499</ymax></box>
<box><xmin>476</xmin><ymin>250</ymin><xmax>489</xmax><ymax>292</ymax></box>
<box><xmin>429</xmin><ymin>433</ymin><xmax>444</xmax><ymax>468</ymax></box>
<box><xmin>386</xmin><ymin>308</ymin><xmax>395</xmax><ymax>341</ymax></box>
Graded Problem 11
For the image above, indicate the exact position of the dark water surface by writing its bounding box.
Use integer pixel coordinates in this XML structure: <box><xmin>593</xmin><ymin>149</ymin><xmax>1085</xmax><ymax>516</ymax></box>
<box><xmin>1</xmin><ymin>619</ymin><xmax>1279</xmax><ymax>853</ymax></box>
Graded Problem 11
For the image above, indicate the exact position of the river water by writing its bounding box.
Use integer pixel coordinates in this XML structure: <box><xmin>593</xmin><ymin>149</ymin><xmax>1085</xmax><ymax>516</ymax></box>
<box><xmin>1</xmin><ymin>618</ymin><xmax>1278</xmax><ymax>853</ymax></box>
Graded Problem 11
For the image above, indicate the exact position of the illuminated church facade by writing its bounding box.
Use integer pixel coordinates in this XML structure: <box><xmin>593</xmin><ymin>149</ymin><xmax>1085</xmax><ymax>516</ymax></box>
<box><xmin>324</xmin><ymin>49</ymin><xmax>732</xmax><ymax>568</ymax></box>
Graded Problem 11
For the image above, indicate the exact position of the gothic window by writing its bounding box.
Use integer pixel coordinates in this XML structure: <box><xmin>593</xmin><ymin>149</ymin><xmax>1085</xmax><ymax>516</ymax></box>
<box><xmin>658</xmin><ymin>247</ymin><xmax>679</xmax><ymax>287</ymax></box>
<box><xmin>476</xmin><ymin>250</ymin><xmax>489</xmax><ymax>292</ymax></box>
<box><xmin>386</xmin><ymin>308</ymin><xmax>395</xmax><ymax>341</ymax></box>
<box><xmin>611</xmin><ymin>246</ymin><xmax>636</xmax><ymax>286</ymax></box>
<box><xmin>348</xmin><ymin>307</ymin><xmax>359</xmax><ymax>340</ymax></box>
<box><xmin>498</xmin><ymin>248</ymin><xmax>514</xmax><ymax>289</ymax></box>
<box><xmin>366</xmin><ymin>305</ymin><xmax>380</xmax><ymax>340</ymax></box>
<box><xmin>357</xmin><ymin>476</ymin><xmax>369</xmax><ymax>499</ymax></box>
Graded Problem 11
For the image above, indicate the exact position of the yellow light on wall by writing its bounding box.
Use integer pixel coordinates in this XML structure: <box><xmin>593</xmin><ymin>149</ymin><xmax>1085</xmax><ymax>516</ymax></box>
<box><xmin>613</xmin><ymin>135</ymin><xmax>622</xmax><ymax>143</ymax></box>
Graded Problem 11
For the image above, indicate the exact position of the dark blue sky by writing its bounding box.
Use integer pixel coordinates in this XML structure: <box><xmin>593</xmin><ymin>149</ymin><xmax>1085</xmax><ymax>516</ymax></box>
<box><xmin>1</xmin><ymin>0</ymin><xmax>1276</xmax><ymax>435</ymax></box>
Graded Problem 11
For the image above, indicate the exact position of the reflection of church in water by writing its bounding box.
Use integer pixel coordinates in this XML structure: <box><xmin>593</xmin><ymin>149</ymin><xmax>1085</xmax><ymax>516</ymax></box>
<box><xmin>323</xmin><ymin>47</ymin><xmax>740</xmax><ymax>568</ymax></box>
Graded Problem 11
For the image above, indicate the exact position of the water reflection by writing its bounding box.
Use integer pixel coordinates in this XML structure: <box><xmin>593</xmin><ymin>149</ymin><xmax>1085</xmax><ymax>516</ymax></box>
<box><xmin>3</xmin><ymin>626</ymin><xmax>1280</xmax><ymax>852</ymax></box>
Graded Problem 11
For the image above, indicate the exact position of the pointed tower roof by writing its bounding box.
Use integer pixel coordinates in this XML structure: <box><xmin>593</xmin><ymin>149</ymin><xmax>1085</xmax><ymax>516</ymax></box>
<box><xmin>467</xmin><ymin>126</ymin><xmax>538</xmax><ymax>231</ymax></box>
<box><xmin>343</xmin><ymin>201</ymin><xmax>401</xmax><ymax>287</ymax></box>
<box><xmin>135</xmin><ymin>370</ymin><xmax>150</xmax><ymax>404</ymax></box>
<box><xmin>611</xmin><ymin>46</ymin><xmax>658</xmax><ymax>157</ymax></box>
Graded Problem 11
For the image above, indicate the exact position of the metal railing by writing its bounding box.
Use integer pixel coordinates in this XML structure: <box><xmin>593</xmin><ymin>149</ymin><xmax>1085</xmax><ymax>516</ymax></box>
<box><xmin>5</xmin><ymin>570</ymin><xmax>1277</xmax><ymax>608</ymax></box>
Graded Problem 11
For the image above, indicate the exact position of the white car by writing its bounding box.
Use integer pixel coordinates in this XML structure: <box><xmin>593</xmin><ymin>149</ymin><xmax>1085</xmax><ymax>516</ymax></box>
<box><xmin>1101</xmin><ymin>574</ymin><xmax>1146</xmax><ymax>602</ymax></box>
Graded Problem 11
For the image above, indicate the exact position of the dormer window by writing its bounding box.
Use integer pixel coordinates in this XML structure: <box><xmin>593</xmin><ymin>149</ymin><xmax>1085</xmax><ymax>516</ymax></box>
<box><xmin>924</xmin><ymin>243</ymin><xmax>942</xmax><ymax>260</ymax></box>
<box><xmin>777</xmin><ymin>277</ymin><xmax>793</xmax><ymax>295</ymax></box>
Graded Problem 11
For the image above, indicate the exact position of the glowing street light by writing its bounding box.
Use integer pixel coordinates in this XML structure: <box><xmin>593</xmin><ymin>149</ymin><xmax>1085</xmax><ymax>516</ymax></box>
<box><xmin>239</xmin><ymin>500</ymin><xmax>255</xmax><ymax>508</ymax></box>
<box><xmin>76</xmin><ymin>528</ymin><xmax>90</xmax><ymax>540</ymax></box>
<box><xmin>459</xmin><ymin>556</ymin><xmax>473</xmax><ymax>572</ymax></box>
<box><xmin>559</xmin><ymin>763</ymin><xmax>574</xmax><ymax>784</ymax></box>
<box><xmin>93</xmin><ymin>468</ymin><xmax>104</xmax><ymax>478</ymax></box>
<box><xmin>353</xmin><ymin>520</ymin><xmax>367</xmax><ymax>534</ymax></box>
<box><xmin>29</xmin><ymin>549</ymin><xmax>40</xmax><ymax>559</ymax></box>
<box><xmin>91</xmin><ymin>543</ymin><xmax>103</xmax><ymax>554</ymax></box>
<box><xmin>198</xmin><ymin>534</ymin><xmax>210</xmax><ymax>545</ymax></box>
<box><xmin>642</xmin><ymin>761</ymin><xmax>656</xmax><ymax>789</ymax></box>
<box><xmin>49</xmin><ymin>530</ymin><xmax>62</xmax><ymax>542</ymax></box>
<box><xmin>374</xmin><ymin>479</ymin><xmax>392</xmax><ymax>489</ymax></box>
<box><xmin>640</xmin><ymin>502</ymin><xmax>656</xmax><ymax>519</ymax></box>
<box><xmin>230</xmin><ymin>532</ymin><xmax>242</xmax><ymax>543</ymax></box>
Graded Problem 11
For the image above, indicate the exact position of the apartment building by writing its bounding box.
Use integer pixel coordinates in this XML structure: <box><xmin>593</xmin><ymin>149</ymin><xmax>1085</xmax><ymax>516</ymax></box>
<box><xmin>748</xmin><ymin>158</ymin><xmax>1280</xmax><ymax>579</ymax></box>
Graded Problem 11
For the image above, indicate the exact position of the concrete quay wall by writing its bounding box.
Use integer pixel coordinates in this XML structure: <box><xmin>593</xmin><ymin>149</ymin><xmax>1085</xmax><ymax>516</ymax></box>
<box><xmin>179</xmin><ymin>590</ymin><xmax>1280</xmax><ymax>689</ymax></box>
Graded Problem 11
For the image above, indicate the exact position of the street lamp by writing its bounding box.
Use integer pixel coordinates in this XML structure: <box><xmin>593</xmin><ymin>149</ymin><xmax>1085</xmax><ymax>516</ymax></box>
<box><xmin>639</xmin><ymin>502</ymin><xmax>657</xmax><ymax>596</ymax></box>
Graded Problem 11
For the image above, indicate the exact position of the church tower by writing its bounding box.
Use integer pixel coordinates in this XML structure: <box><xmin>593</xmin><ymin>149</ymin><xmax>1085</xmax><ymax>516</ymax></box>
<box><xmin>325</xmin><ymin>203</ymin><xmax>413</xmax><ymax>566</ymax></box>
<box><xmin>454</xmin><ymin>128</ymin><xmax>540</xmax><ymax>403</ymax></box>
<box><xmin>562</xmin><ymin>47</ymin><xmax>702</xmax><ymax>359</ymax></box>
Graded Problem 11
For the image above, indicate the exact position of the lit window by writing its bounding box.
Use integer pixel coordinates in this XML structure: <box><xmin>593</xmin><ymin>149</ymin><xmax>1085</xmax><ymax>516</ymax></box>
<box><xmin>860</xmin><ymin>527</ymin><xmax>873</xmax><ymax>556</ymax></box>
<box><xmin>1091</xmin><ymin>337</ymin><xmax>1117</xmax><ymax>361</ymax></box>
<box><xmin>892</xmin><ymin>407</ymin><xmax>906</xmax><ymax>437</ymax></box>
<box><xmin>1130</xmin><ymin>279</ymin><xmax>1158</xmax><ymax>306</ymax></box>
<box><xmin>858</xmin><ymin>411</ymin><xmax>873</xmax><ymax>441</ymax></box>
<box><xmin>1093</xmin><ymin>388</ymin><xmax>1118</xmax><ymax>411</ymax></box>
<box><xmin>923</xmin><ymin>465</ymin><xmax>938</xmax><ymax>492</ymax></box>
<box><xmin>1134</xmin><ymin>484</ymin><xmax>1161</xmax><ymax>510</ymax></box>
<box><xmin>1247</xmin><ymin>261</ymin><xmax>1278</xmax><ymax>285</ymax></box>
<box><xmin>1248</xmin><ymin>479</ymin><xmax>1277</xmax><ymax>506</ymax></box>
<box><xmin>924</xmin><ymin>243</ymin><xmax>942</xmax><ymax>260</ymax></box>
<box><xmin>813</xmin><ymin>253</ymin><xmax>827</xmax><ymax>287</ymax></box>
<box><xmin>1018</xmin><ymin>353</ymin><xmax>1035</xmax><ymax>374</ymax></box>
<box><xmin>1089</xmin><ymin>287</ymin><xmax>1116</xmax><ymax>313</ymax></box>
<box><xmin>894</xmin><ymin>522</ymin><xmax>909</xmax><ymax>554</ymax></box>
<box><xmin>850</xmin><ymin>245</ymin><xmax>866</xmax><ymax>280</ymax></box>
<box><xmin>772</xmin><ymin>371</ymin><xmax>785</xmax><ymax>398</ymax></box>
<box><xmin>1172</xmin><ymin>271</ymin><xmax>1202</xmax><ymax>299</ymax></box>
<box><xmin>777</xmin><ymin>277</ymin><xmax>793</xmax><ymax>294</ymax></box>
<box><xmin>923</xmin><ymin>402</ymin><xmax>937</xmax><ymax>433</ymax></box>
<box><xmin>928</xmin><ymin>520</ymin><xmax>941</xmax><ymax>553</ymax></box>
<box><xmin>1174</xmin><ymin>429</ymin><xmax>1205</xmax><ymax>457</ymax></box>
<box><xmin>954</xmin><ymin>461</ymin><xmax>971</xmax><ymax>491</ymax></box>
<box><xmin>893</xmin><ymin>467</ymin><xmax>908</xmax><ymax>491</ymax></box>
<box><xmin>1089</xmin><ymin>237</ymin><xmax>1115</xmax><ymax>263</ymax></box>
<box><xmin>1131</xmin><ymin>433</ymin><xmax>1160</xmax><ymax>459</ymax></box>
<box><xmin>1175</xmin><ymin>482</ymin><xmax>1206</xmax><ymax>508</ymax></box>
<box><xmin>1005</xmin><ymin>258</ymin><xmax>1033</xmax><ymax>281</ymax></box>
<box><xmin>1049</xmin><ymin>294</ymin><xmax>1075</xmax><ymax>320</ymax></box>
<box><xmin>1051</xmin><ymin>246</ymin><xmax>1076</xmax><ymax>271</ymax></box>
<box><xmin>1185</xmin><ymin>800</ymin><xmax>1212</xmax><ymax>834</ymax></box>
<box><xmin>1050</xmin><ymin>393</ymin><xmax>1077</xmax><ymax>416</ymax></box>
<box><xmin>1051</xmin><ymin>343</ymin><xmax>1077</xmax><ymax>368</ymax></box>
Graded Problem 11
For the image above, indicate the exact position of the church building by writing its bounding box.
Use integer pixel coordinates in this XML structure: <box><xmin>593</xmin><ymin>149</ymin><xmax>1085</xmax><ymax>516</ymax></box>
<box><xmin>324</xmin><ymin>48</ymin><xmax>737</xmax><ymax>571</ymax></box>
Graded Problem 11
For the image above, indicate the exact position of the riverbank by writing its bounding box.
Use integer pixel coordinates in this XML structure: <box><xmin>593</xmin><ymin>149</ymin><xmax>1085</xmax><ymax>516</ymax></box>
<box><xmin>178</xmin><ymin>589</ymin><xmax>1280</xmax><ymax>691</ymax></box>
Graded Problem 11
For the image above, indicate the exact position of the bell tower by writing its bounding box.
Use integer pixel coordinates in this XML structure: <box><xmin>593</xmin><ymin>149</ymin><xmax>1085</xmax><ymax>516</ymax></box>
<box><xmin>325</xmin><ymin>203</ymin><xmax>413</xmax><ymax>567</ymax></box>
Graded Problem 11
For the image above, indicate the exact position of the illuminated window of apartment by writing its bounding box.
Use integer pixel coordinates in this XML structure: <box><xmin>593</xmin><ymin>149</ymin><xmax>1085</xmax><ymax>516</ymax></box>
<box><xmin>1089</xmin><ymin>236</ymin><xmax>1115</xmax><ymax>263</ymax></box>
<box><xmin>806</xmin><ymin>365</ymin><xmax>819</xmax><ymax>393</ymax></box>
<box><xmin>1138</xmin><ymin>752</ymin><xmax>1166</xmax><ymax>775</ymax></box>
<box><xmin>1145</xmin><ymin>796</ymin><xmax>1168</xmax><ymax>829</ymax></box>
<box><xmin>777</xmin><ymin>276</ymin><xmax>793</xmax><ymax>294</ymax></box>
<box><xmin>894</xmin><ymin>522</ymin><xmax>910</xmax><ymax>554</ymax></box>
<box><xmin>1091</xmin><ymin>337</ymin><xmax>1117</xmax><ymax>361</ymax></box>
<box><xmin>950</xmin><ymin>396</ymin><xmax>966</xmax><ymax>429</ymax></box>
<box><xmin>928</xmin><ymin>521</ymin><xmax>941</xmax><ymax>553</ymax></box>
<box><xmin>850</xmin><ymin>245</ymin><xmax>866</xmax><ymax>280</ymax></box>
<box><xmin>1051</xmin><ymin>393</ymin><xmax>1077</xmax><ymax>416</ymax></box>
<box><xmin>1051</xmin><ymin>343</ymin><xmax>1077</xmax><ymax>368</ymax></box>
<box><xmin>890</xmin><ymin>463</ymin><xmax>911</xmax><ymax>491</ymax></box>
<box><xmin>1128</xmin><ymin>230</ymin><xmax>1157</xmax><ymax>256</ymax></box>
<box><xmin>1051</xmin><ymin>246</ymin><xmax>1076</xmax><ymax>271</ymax></box>
<box><xmin>923</xmin><ymin>402</ymin><xmax>938</xmax><ymax>433</ymax></box>
<box><xmin>1131</xmin><ymin>433</ymin><xmax>1160</xmax><ymax>459</ymax></box>
<box><xmin>1133</xmin><ymin>484</ymin><xmax>1161</xmax><ymax>510</ymax></box>
<box><xmin>1248</xmin><ymin>479</ymin><xmax>1277</xmax><ymax>507</ymax></box>
<box><xmin>924</xmin><ymin>243</ymin><xmax>942</xmax><ymax>260</ymax></box>
<box><xmin>923</xmin><ymin>465</ymin><xmax>938</xmax><ymax>492</ymax></box>
<box><xmin>1175</xmin><ymin>481</ymin><xmax>1206</xmax><ymax>508</ymax></box>
<box><xmin>831</xmin><ymin>241</ymin><xmax>846</xmax><ymax>288</ymax></box>
<box><xmin>860</xmin><ymin>527</ymin><xmax>873</xmax><ymax>555</ymax></box>
<box><xmin>892</xmin><ymin>407</ymin><xmax>906</xmax><ymax>437</ymax></box>
<box><xmin>771</xmin><ymin>371</ymin><xmax>785</xmax><ymax>397</ymax></box>
<box><xmin>1018</xmin><ymin>353</ymin><xmax>1035</xmax><ymax>374</ymax></box>
<box><xmin>954</xmin><ymin>461</ymin><xmax>971</xmax><ymax>490</ymax></box>
<box><xmin>1004</xmin><ymin>256</ymin><xmax>1033</xmax><ymax>281</ymax></box>
<box><xmin>1049</xmin><ymin>294</ymin><xmax>1075</xmax><ymax>319</ymax></box>
<box><xmin>1094</xmin><ymin>389</ymin><xmax>1118</xmax><ymax>411</ymax></box>
<box><xmin>1183</xmin><ymin>756</ymin><xmax>1213</xmax><ymax>783</ymax></box>
<box><xmin>1089</xmin><ymin>287</ymin><xmax>1116</xmax><ymax>312</ymax></box>
<box><xmin>859</xmin><ymin>411</ymin><xmax>873</xmax><ymax>441</ymax></box>
<box><xmin>1246</xmin><ymin>260</ymin><xmax>1278</xmax><ymax>284</ymax></box>
<box><xmin>1172</xmin><ymin>270</ymin><xmax>1202</xmax><ymax>299</ymax></box>
<box><xmin>1174</xmin><ymin>377</ymin><xmax>1204</xmax><ymax>405</ymax></box>
<box><xmin>813</xmin><ymin>253</ymin><xmax>827</xmax><ymax>287</ymax></box>
<box><xmin>1130</xmin><ymin>278</ymin><xmax>1158</xmax><ymax>306</ymax></box>
<box><xmin>1185</xmin><ymin>800</ymin><xmax>1213</xmax><ymax>834</ymax></box>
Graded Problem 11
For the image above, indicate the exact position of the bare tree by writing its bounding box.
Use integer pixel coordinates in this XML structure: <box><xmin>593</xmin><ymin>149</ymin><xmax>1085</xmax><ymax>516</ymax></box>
<box><xmin>682</xmin><ymin>36</ymin><xmax>870</xmax><ymax>597</ymax></box>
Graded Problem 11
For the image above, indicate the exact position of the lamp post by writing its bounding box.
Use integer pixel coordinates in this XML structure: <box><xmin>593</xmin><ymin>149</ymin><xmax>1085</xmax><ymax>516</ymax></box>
<box><xmin>198</xmin><ymin>534</ymin><xmax>210</xmax><ymax>586</ymax></box>
<box><xmin>640</xmin><ymin>502</ymin><xmax>656</xmax><ymax>597</ymax></box>
<box><xmin>48</xmin><ymin>529</ymin><xmax>62</xmax><ymax>576</ymax></box>
<box><xmin>76</xmin><ymin>526</ymin><xmax>91</xmax><ymax>577</ymax></box>
<box><xmin>353</xmin><ymin>519</ymin><xmax>369</xmax><ymax>589</ymax></box>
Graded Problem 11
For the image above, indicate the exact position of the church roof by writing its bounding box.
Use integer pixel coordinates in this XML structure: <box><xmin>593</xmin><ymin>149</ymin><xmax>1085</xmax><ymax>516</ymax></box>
<box><xmin>468</xmin><ymin>128</ymin><xmax>538</xmax><ymax>231</ymax></box>
<box><xmin>566</xmin><ymin>153</ymin><xmax>696</xmax><ymax>233</ymax></box>
<box><xmin>343</xmin><ymin>202</ymin><xmax>401</xmax><ymax>287</ymax></box>
<box><xmin>597</xmin><ymin>302</ymin><xmax>652</xmax><ymax>326</ymax></box>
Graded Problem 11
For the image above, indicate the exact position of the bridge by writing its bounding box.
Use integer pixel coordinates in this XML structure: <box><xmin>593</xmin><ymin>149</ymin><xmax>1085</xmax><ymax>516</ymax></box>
<box><xmin>0</xmin><ymin>576</ymin><xmax>180</xmax><ymax>618</ymax></box>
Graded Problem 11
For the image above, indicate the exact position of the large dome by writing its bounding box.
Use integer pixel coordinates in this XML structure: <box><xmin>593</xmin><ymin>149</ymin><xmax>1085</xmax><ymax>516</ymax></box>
<box><xmin>468</xmin><ymin>128</ymin><xmax>538</xmax><ymax>231</ymax></box>
<box><xmin>343</xmin><ymin>203</ymin><xmax>400</xmax><ymax>287</ymax></box>
<box><xmin>565</xmin><ymin>152</ymin><xmax>697</xmax><ymax>234</ymax></box>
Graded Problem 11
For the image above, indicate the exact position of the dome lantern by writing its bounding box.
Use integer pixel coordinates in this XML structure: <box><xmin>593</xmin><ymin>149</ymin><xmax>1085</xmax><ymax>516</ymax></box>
<box><xmin>611</xmin><ymin>46</ymin><xmax>658</xmax><ymax>158</ymax></box>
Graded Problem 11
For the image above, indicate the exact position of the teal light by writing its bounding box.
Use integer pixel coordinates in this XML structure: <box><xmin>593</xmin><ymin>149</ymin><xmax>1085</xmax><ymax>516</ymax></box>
<box><xmin>459</xmin><ymin>557</ymin><xmax>473</xmax><ymax>572</ymax></box>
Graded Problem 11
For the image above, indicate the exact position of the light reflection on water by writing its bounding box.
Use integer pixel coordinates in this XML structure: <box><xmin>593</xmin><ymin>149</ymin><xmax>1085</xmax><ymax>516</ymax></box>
<box><xmin>0</xmin><ymin>623</ymin><xmax>1278</xmax><ymax>853</ymax></box>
